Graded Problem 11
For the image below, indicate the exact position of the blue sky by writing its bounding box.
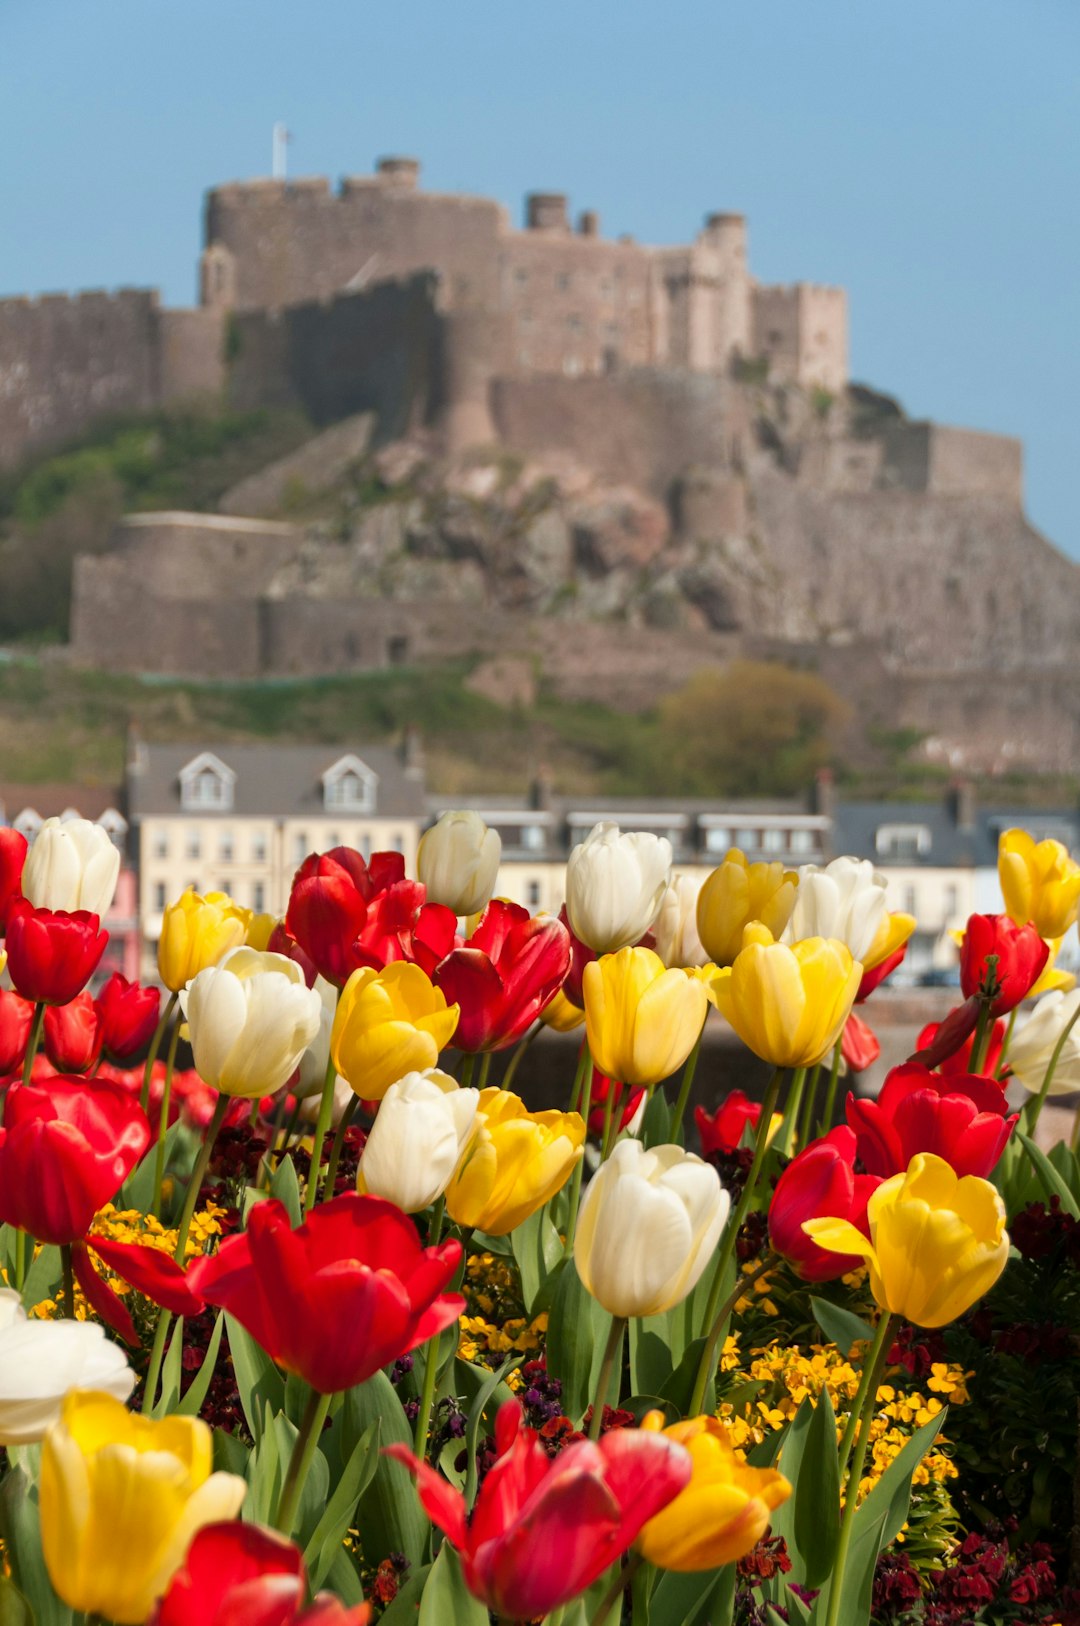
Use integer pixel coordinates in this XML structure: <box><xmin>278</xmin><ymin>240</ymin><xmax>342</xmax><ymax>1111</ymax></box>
<box><xmin>3</xmin><ymin>0</ymin><xmax>1077</xmax><ymax>553</ymax></box>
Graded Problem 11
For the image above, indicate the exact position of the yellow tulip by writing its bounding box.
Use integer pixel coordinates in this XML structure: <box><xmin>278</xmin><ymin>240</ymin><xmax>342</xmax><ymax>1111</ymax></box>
<box><xmin>695</xmin><ymin>849</ymin><xmax>798</xmax><ymax>968</ymax></box>
<box><xmin>710</xmin><ymin>930</ymin><xmax>861</xmax><ymax>1069</ymax></box>
<box><xmin>804</xmin><ymin>1152</ymin><xmax>1009</xmax><ymax>1328</ymax></box>
<box><xmin>331</xmin><ymin>962</ymin><xmax>459</xmax><ymax>1102</ymax></box>
<box><xmin>637</xmin><ymin>1411</ymin><xmax>791</xmax><ymax>1570</ymax></box>
<box><xmin>541</xmin><ymin>988</ymin><xmax>586</xmax><ymax>1032</ymax></box>
<box><xmin>244</xmin><ymin>910</ymin><xmax>277</xmax><ymax>951</ymax></box>
<box><xmin>444</xmin><ymin>1087</ymin><xmax>584</xmax><ymax>1235</ymax></box>
<box><xmin>999</xmin><ymin>827</ymin><xmax>1080</xmax><ymax>940</ymax></box>
<box><xmin>584</xmin><ymin>947</ymin><xmax>708</xmax><ymax>1087</ymax></box>
<box><xmin>863</xmin><ymin>910</ymin><xmax>917</xmax><ymax>971</ymax></box>
<box><xmin>40</xmin><ymin>1391</ymin><xmax>246</xmax><ymax>1624</ymax></box>
<box><xmin>157</xmin><ymin>887</ymin><xmax>248</xmax><ymax>993</ymax></box>
<box><xmin>1027</xmin><ymin>936</ymin><xmax>1076</xmax><ymax>998</ymax></box>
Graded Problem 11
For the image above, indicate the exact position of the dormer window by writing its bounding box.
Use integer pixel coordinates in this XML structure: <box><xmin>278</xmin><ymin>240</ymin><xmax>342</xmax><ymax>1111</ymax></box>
<box><xmin>322</xmin><ymin>755</ymin><xmax>377</xmax><ymax>814</ymax></box>
<box><xmin>875</xmin><ymin>823</ymin><xmax>931</xmax><ymax>862</ymax></box>
<box><xmin>179</xmin><ymin>753</ymin><xmax>236</xmax><ymax>813</ymax></box>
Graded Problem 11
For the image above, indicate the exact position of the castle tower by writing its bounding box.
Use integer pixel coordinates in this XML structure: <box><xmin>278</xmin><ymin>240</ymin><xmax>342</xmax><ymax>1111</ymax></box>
<box><xmin>432</xmin><ymin>308</ymin><xmax>512</xmax><ymax>452</ymax></box>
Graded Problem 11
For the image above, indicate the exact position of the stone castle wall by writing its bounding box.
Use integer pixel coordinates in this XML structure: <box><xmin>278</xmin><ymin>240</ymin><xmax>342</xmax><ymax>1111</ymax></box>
<box><xmin>0</xmin><ymin>290</ymin><xmax>224</xmax><ymax>470</ymax></box>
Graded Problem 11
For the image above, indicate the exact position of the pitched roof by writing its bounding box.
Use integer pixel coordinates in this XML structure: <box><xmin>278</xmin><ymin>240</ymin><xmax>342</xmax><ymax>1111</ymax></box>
<box><xmin>129</xmin><ymin>743</ymin><xmax>426</xmax><ymax>820</ymax></box>
<box><xmin>833</xmin><ymin>800</ymin><xmax>1080</xmax><ymax>869</ymax></box>
<box><xmin>0</xmin><ymin>783</ymin><xmax>126</xmax><ymax>823</ymax></box>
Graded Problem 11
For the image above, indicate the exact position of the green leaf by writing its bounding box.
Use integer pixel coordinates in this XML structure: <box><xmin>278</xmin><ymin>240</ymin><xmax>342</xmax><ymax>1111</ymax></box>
<box><xmin>269</xmin><ymin>1154</ymin><xmax>303</xmax><ymax>1227</ymax></box>
<box><xmin>794</xmin><ymin>1387</ymin><xmax>840</xmax><ymax>1588</ymax></box>
<box><xmin>509</xmin><ymin>1205</ymin><xmax>563</xmax><ymax>1316</ymax></box>
<box><xmin>0</xmin><ymin>1574</ymin><xmax>35</xmax><ymax>1626</ymax></box>
<box><xmin>810</xmin><ymin>1296</ymin><xmax>874</xmax><ymax>1358</ymax></box>
<box><xmin>650</xmin><ymin>1563</ymin><xmax>735</xmax><ymax>1626</ymax></box>
<box><xmin>213</xmin><ymin>1427</ymin><xmax>250</xmax><ymax>1477</ymax></box>
<box><xmin>243</xmin><ymin>1402</ymin><xmax>285</xmax><ymax>1526</ymax></box>
<box><xmin>462</xmin><ymin>1354</ymin><xmax>522</xmax><ymax>1507</ymax></box>
<box><xmin>658</xmin><ymin>1336</ymin><xmax>712</xmax><ymax>1416</ymax></box>
<box><xmin>852</xmin><ymin>1410</ymin><xmax>947</xmax><ymax>1549</ymax></box>
<box><xmin>546</xmin><ymin>1258</ymin><xmax>601</xmax><ymax>1422</ymax></box>
<box><xmin>815</xmin><ymin>1509</ymin><xmax>887</xmax><ymax>1626</ymax></box>
<box><xmin>304</xmin><ymin>1421</ymin><xmax>381</xmax><ymax>1590</ymax></box>
<box><xmin>377</xmin><ymin>1564</ymin><xmax>431</xmax><ymax>1624</ymax></box>
<box><xmin>225</xmin><ymin>1313</ymin><xmax>286</xmax><ymax>1444</ymax></box>
<box><xmin>641</xmin><ymin>1088</ymin><xmax>671</xmax><ymax>1149</ymax></box>
<box><xmin>344</xmin><ymin>1371</ymin><xmax>429</xmax><ymax>1568</ymax></box>
<box><xmin>0</xmin><ymin>1468</ymin><xmax>70</xmax><ymax>1626</ymax></box>
<box><xmin>767</xmin><ymin>1396</ymin><xmax>815</xmax><ymax>1576</ymax></box>
<box><xmin>629</xmin><ymin>1316</ymin><xmax>674</xmax><ymax>1396</ymax></box>
<box><xmin>1017</xmin><ymin>1130</ymin><xmax>1080</xmax><ymax>1218</ymax></box>
<box><xmin>20</xmin><ymin>1246</ymin><xmax>60</xmax><ymax>1313</ymax></box>
<box><xmin>321</xmin><ymin>1545</ymin><xmax>366</xmax><ymax>1606</ymax></box>
<box><xmin>119</xmin><ymin>1119</ymin><xmax>186</xmax><ymax>1212</ymax></box>
<box><xmin>418</xmin><ymin>1542</ymin><xmax>487</xmax><ymax>1626</ymax></box>
<box><xmin>150</xmin><ymin>1316</ymin><xmax>185</xmax><ymax>1418</ymax></box>
<box><xmin>175</xmin><ymin>1310</ymin><xmax>226</xmax><ymax>1417</ymax></box>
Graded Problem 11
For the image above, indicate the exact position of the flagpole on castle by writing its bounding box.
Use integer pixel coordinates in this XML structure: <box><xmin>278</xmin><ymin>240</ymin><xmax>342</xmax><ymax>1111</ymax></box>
<box><xmin>272</xmin><ymin>123</ymin><xmax>291</xmax><ymax>181</ymax></box>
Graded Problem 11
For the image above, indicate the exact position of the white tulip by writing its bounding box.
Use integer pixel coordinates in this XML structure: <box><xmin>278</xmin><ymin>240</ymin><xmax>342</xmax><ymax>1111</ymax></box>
<box><xmin>297</xmin><ymin>1072</ymin><xmax>355</xmax><ymax>1127</ymax></box>
<box><xmin>1007</xmin><ymin>988</ymin><xmax>1080</xmax><ymax>1097</ymax></box>
<box><xmin>418</xmin><ymin>811</ymin><xmax>502</xmax><ymax>917</ymax></box>
<box><xmin>294</xmin><ymin>976</ymin><xmax>339</xmax><ymax>1099</ymax></box>
<box><xmin>574</xmin><ymin>1139</ymin><xmax>729</xmax><ymax>1318</ymax></box>
<box><xmin>180</xmin><ymin>946</ymin><xmax>324</xmax><ymax>1099</ymax></box>
<box><xmin>782</xmin><ymin>855</ymin><xmax>887</xmax><ymax>961</ymax></box>
<box><xmin>22</xmin><ymin>817</ymin><xmax>120</xmax><ymax>919</ymax></box>
<box><xmin>653</xmin><ymin>873</ymin><xmax>709</xmax><ymax>969</ymax></box>
<box><xmin>565</xmin><ymin>822</ymin><xmax>672</xmax><ymax>955</ymax></box>
<box><xmin>359</xmin><ymin>1069</ymin><xmax>480</xmax><ymax>1212</ymax></box>
<box><xmin>0</xmin><ymin>1289</ymin><xmax>134</xmax><ymax>1444</ymax></box>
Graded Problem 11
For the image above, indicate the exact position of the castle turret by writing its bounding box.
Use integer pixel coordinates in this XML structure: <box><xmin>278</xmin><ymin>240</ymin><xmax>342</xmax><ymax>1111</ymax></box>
<box><xmin>376</xmin><ymin>156</ymin><xmax>420</xmax><ymax>189</ymax></box>
<box><xmin>526</xmin><ymin>193</ymin><xmax>569</xmax><ymax>232</ymax></box>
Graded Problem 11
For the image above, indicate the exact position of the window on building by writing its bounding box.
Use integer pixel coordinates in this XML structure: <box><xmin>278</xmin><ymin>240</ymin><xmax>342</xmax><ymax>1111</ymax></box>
<box><xmin>762</xmin><ymin>828</ymin><xmax>784</xmax><ymax>853</ymax></box>
<box><xmin>790</xmin><ymin>829</ymin><xmax>816</xmax><ymax>853</ymax></box>
<box><xmin>736</xmin><ymin>828</ymin><xmax>758</xmax><ymax>850</ymax></box>
<box><xmin>219</xmin><ymin>879</ymin><xmax>232</xmax><ymax>897</ymax></box>
<box><xmin>522</xmin><ymin>824</ymin><xmax>545</xmax><ymax>852</ymax></box>
<box><xmin>876</xmin><ymin>824</ymin><xmax>931</xmax><ymax>862</ymax></box>
<box><xmin>185</xmin><ymin>830</ymin><xmax>202</xmax><ymax>860</ymax></box>
<box><xmin>359</xmin><ymin>834</ymin><xmax>371</xmax><ymax>861</ymax></box>
<box><xmin>903</xmin><ymin>885</ymin><xmax>917</xmax><ymax>915</ymax></box>
<box><xmin>328</xmin><ymin>832</ymin><xmax>340</xmax><ymax>850</ymax></box>
<box><xmin>253</xmin><ymin>881</ymin><xmax>266</xmax><ymax>912</ymax></box>
<box><xmin>944</xmin><ymin>884</ymin><xmax>959</xmax><ymax>916</ymax></box>
<box><xmin>179</xmin><ymin>754</ymin><xmax>235</xmax><ymax>812</ymax></box>
<box><xmin>153</xmin><ymin>882</ymin><xmax>166</xmax><ymax>911</ymax></box>
<box><xmin>527</xmin><ymin>880</ymin><xmax>541</xmax><ymax>907</ymax></box>
<box><xmin>294</xmin><ymin>833</ymin><xmax>308</xmax><ymax>865</ymax></box>
<box><xmin>153</xmin><ymin>832</ymin><xmax>169</xmax><ymax>859</ymax></box>
<box><xmin>252</xmin><ymin>832</ymin><xmax>267</xmax><ymax>863</ymax></box>
<box><xmin>392</xmin><ymin>833</ymin><xmax>404</xmax><ymax>854</ymax></box>
<box><xmin>322</xmin><ymin>756</ymin><xmax>377</xmax><ymax>813</ymax></box>
<box><xmin>703</xmin><ymin>827</ymin><xmax>732</xmax><ymax>853</ymax></box>
<box><xmin>218</xmin><ymin>830</ymin><xmax>234</xmax><ymax>863</ymax></box>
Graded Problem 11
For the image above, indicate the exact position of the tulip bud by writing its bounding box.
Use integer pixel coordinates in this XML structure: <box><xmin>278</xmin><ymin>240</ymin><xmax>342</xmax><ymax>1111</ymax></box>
<box><xmin>4</xmin><ymin>901</ymin><xmax>108</xmax><ymax>1006</ymax></box>
<box><xmin>782</xmin><ymin>855</ymin><xmax>888</xmax><ymax>962</ymax></box>
<box><xmin>565</xmin><ymin>822</ymin><xmax>671</xmax><ymax>954</ymax></box>
<box><xmin>181</xmin><ymin>947</ymin><xmax>325</xmax><ymax>1099</ymax></box>
<box><xmin>331</xmin><ymin>962</ymin><xmax>460</xmax><ymax>1102</ymax></box>
<box><xmin>958</xmin><ymin>913</ymin><xmax>1048</xmax><ymax>1015</ymax></box>
<box><xmin>574</xmin><ymin>1139</ymin><xmax>729</xmax><ymax>1318</ymax></box>
<box><xmin>711</xmin><ymin>930</ymin><xmax>861</xmax><ymax>1070</ymax></box>
<box><xmin>769</xmin><ymin>1125</ymin><xmax>879</xmax><ymax>1283</ymax></box>
<box><xmin>95</xmin><ymin>972</ymin><xmax>161</xmax><ymax>1064</ymax></box>
<box><xmin>805</xmin><ymin>1151</ymin><xmax>1009</xmax><ymax>1327</ymax></box>
<box><xmin>999</xmin><ymin>827</ymin><xmax>1080</xmax><ymax>940</ymax></box>
<box><xmin>418</xmin><ymin>810</ymin><xmax>502</xmax><ymax>917</ymax></box>
<box><xmin>0</xmin><ymin>828</ymin><xmax>27</xmax><ymax>931</ymax></box>
<box><xmin>653</xmin><ymin>874</ymin><xmax>709</xmax><ymax>969</ymax></box>
<box><xmin>22</xmin><ymin>817</ymin><xmax>120</xmax><ymax>921</ymax></box>
<box><xmin>359</xmin><ymin>1069</ymin><xmax>480</xmax><ymax>1211</ymax></box>
<box><xmin>157</xmin><ymin>888</ymin><xmax>248</xmax><ymax>993</ymax></box>
<box><xmin>1006</xmin><ymin>988</ymin><xmax>1080</xmax><ymax>1097</ymax></box>
<box><xmin>0</xmin><ymin>989</ymin><xmax>34</xmax><ymax>1076</ymax></box>
<box><xmin>584</xmin><ymin>946</ymin><xmax>708</xmax><ymax>1088</ymax></box>
<box><xmin>0</xmin><ymin>1288</ymin><xmax>134</xmax><ymax>1444</ymax></box>
<box><xmin>40</xmin><ymin>1392</ymin><xmax>246</xmax><ymax>1624</ymax></box>
<box><xmin>696</xmin><ymin>849</ymin><xmax>798</xmax><ymax>969</ymax></box>
<box><xmin>445</xmin><ymin>1087</ymin><xmax>584</xmax><ymax>1235</ymax></box>
<box><xmin>43</xmin><ymin>991</ymin><xmax>103</xmax><ymax>1074</ymax></box>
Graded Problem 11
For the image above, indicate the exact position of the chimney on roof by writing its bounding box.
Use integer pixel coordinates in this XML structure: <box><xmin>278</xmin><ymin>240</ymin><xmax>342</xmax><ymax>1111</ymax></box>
<box><xmin>400</xmin><ymin>724</ymin><xmax>425</xmax><ymax>780</ymax></box>
<box><xmin>578</xmin><ymin>209</ymin><xmax>599</xmax><ymax>238</ymax></box>
<box><xmin>947</xmin><ymin>780</ymin><xmax>976</xmax><ymax>832</ymax></box>
<box><xmin>376</xmin><ymin>156</ymin><xmax>420</xmax><ymax>189</ymax></box>
<box><xmin>811</xmin><ymin>766</ymin><xmax>835</xmax><ymax>821</ymax></box>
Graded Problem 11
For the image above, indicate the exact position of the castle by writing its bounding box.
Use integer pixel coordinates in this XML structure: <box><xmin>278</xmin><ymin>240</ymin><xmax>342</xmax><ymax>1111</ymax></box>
<box><xmin>0</xmin><ymin>156</ymin><xmax>845</xmax><ymax>471</ymax></box>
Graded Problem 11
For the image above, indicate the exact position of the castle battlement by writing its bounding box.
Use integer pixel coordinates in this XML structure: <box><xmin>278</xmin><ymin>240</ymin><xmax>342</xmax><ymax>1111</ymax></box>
<box><xmin>0</xmin><ymin>286</ymin><xmax>160</xmax><ymax>315</ymax></box>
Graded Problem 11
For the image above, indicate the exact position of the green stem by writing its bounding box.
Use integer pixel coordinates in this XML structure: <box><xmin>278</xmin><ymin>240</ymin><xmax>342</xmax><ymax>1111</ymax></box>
<box><xmin>142</xmin><ymin>1092</ymin><xmax>230</xmax><ymax>1414</ymax></box>
<box><xmin>140</xmin><ymin>991</ymin><xmax>178</xmax><ymax>1114</ymax></box>
<box><xmin>1024</xmin><ymin>1001</ymin><xmax>1080</xmax><ymax>1135</ymax></box>
<box><xmin>996</xmin><ymin>1007</ymin><xmax>1018</xmax><ymax>1078</ymax></box>
<box><xmin>60</xmin><ymin>1243</ymin><xmax>75</xmax><ymax>1321</ymax></box>
<box><xmin>477</xmin><ymin>1051</ymin><xmax>492</xmax><ymax>1088</ymax></box>
<box><xmin>321</xmin><ymin>1092</ymin><xmax>361</xmax><ymax>1202</ymax></box>
<box><xmin>568</xmin><ymin>1041</ymin><xmax>590</xmax><ymax>1115</ymax></box>
<box><xmin>778</xmin><ymin>1066</ymin><xmax>807</xmax><ymax>1157</ymax></box>
<box><xmin>274</xmin><ymin>1387</ymin><xmax>333</xmax><ymax>1536</ymax></box>
<box><xmin>798</xmin><ymin>1061</ymin><xmax>822</xmax><ymax>1146</ymax></box>
<box><xmin>599</xmin><ymin>1077</ymin><xmax>620</xmax><ymax>1162</ymax></box>
<box><xmin>563</xmin><ymin>1047</ymin><xmax>594</xmax><ymax>1255</ymax></box>
<box><xmin>968</xmin><ymin>1000</ymin><xmax>993</xmax><ymax>1077</ymax></box>
<box><xmin>590</xmin><ymin>1553</ymin><xmax>644</xmax><ymax>1626</ymax></box>
<box><xmin>13</xmin><ymin>1228</ymin><xmax>26</xmax><ymax>1294</ymax></box>
<box><xmin>824</xmin><ymin>1313</ymin><xmax>895</xmax><ymax>1626</ymax></box>
<box><xmin>303</xmin><ymin>1055</ymin><xmax>338</xmax><ymax>1216</ymax></box>
<box><xmin>669</xmin><ymin>1025</ymin><xmax>705</xmax><ymax>1144</ymax></box>
<box><xmin>688</xmin><ymin>1253</ymin><xmax>775</xmax><ymax>1417</ymax></box>
<box><xmin>836</xmin><ymin>1316</ymin><xmax>891</xmax><ymax>1481</ymax></box>
<box><xmin>412</xmin><ymin>1199</ymin><xmax>446</xmax><ymax>1458</ymax></box>
<box><xmin>21</xmin><ymin>1002</ymin><xmax>45</xmax><ymax>1088</ymax></box>
<box><xmin>150</xmin><ymin>1010</ymin><xmax>182</xmax><ymax>1219</ymax></box>
<box><xmin>819</xmin><ymin>1037</ymin><xmax>844</xmax><ymax>1133</ymax></box>
<box><xmin>459</xmin><ymin>1052</ymin><xmax>476</xmax><ymax>1088</ymax></box>
<box><xmin>697</xmin><ymin>1067</ymin><xmax>783</xmax><ymax>1340</ymax></box>
<box><xmin>588</xmin><ymin>1316</ymin><xmax>625</xmax><ymax>1441</ymax></box>
<box><xmin>501</xmin><ymin>1020</ymin><xmax>542</xmax><ymax>1091</ymax></box>
<box><xmin>464</xmin><ymin>1350</ymin><xmax>522</xmax><ymax>1510</ymax></box>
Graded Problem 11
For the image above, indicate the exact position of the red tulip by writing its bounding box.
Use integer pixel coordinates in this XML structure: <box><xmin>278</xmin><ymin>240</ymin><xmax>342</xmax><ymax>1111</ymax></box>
<box><xmin>958</xmin><ymin>913</ymin><xmax>1048</xmax><ymax>1015</ymax></box>
<box><xmin>433</xmin><ymin>900</ymin><xmax>571</xmax><ymax>1052</ymax></box>
<box><xmin>95</xmin><ymin>972</ymin><xmax>161</xmax><ymax>1063</ymax></box>
<box><xmin>587</xmin><ymin>1067</ymin><xmax>645</xmax><ymax>1137</ymax></box>
<box><xmin>695</xmin><ymin>1089</ymin><xmax>764</xmax><ymax>1158</ymax></box>
<box><xmin>911</xmin><ymin>997</ymin><xmax>981</xmax><ymax>1070</ymax></box>
<box><xmin>769</xmin><ymin>1125</ymin><xmax>880</xmax><ymax>1282</ymax></box>
<box><xmin>286</xmin><ymin>850</ymin><xmax>456</xmax><ymax>987</ymax></box>
<box><xmin>188</xmin><ymin>1193</ymin><xmax>464</xmax><ymax>1394</ymax></box>
<box><xmin>857</xmin><ymin>943</ymin><xmax>908</xmax><ymax>1003</ymax></box>
<box><xmin>149</xmin><ymin>1522</ymin><xmax>372</xmax><ymax>1626</ymax></box>
<box><xmin>0</xmin><ymin>988</ymin><xmax>34</xmax><ymax>1076</ymax></box>
<box><xmin>0</xmin><ymin>828</ymin><xmax>27</xmax><ymax>932</ymax></box>
<box><xmin>4</xmin><ymin>900</ymin><xmax>107</xmax><ymax>1005</ymax></box>
<box><xmin>266</xmin><ymin>921</ymin><xmax>318</xmax><ymax>988</ymax></box>
<box><xmin>840</xmin><ymin>1012</ymin><xmax>880</xmax><ymax>1074</ymax></box>
<box><xmin>915</xmin><ymin>1012</ymin><xmax>1006</xmax><ymax>1078</ymax></box>
<box><xmin>0</xmin><ymin>1077</ymin><xmax>149</xmax><ymax>1244</ymax></box>
<box><xmin>846</xmin><ymin>1062</ymin><xmax>1016</xmax><ymax>1180</ymax></box>
<box><xmin>560</xmin><ymin>904</ymin><xmax>598</xmax><ymax>1008</ymax></box>
<box><xmin>44</xmin><ymin>991</ymin><xmax>103</xmax><ymax>1075</ymax></box>
<box><xmin>386</xmin><ymin>1399</ymin><xmax>691</xmax><ymax>1620</ymax></box>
